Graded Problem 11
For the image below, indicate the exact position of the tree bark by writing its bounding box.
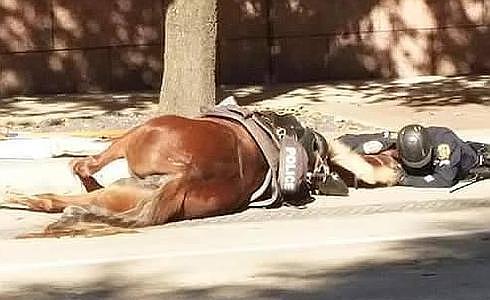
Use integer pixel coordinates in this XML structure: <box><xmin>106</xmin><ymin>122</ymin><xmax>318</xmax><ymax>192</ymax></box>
<box><xmin>159</xmin><ymin>0</ymin><xmax>218</xmax><ymax>117</ymax></box>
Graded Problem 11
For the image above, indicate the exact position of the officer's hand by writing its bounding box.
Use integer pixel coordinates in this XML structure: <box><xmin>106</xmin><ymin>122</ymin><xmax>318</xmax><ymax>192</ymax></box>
<box><xmin>469</xmin><ymin>167</ymin><xmax>490</xmax><ymax>180</ymax></box>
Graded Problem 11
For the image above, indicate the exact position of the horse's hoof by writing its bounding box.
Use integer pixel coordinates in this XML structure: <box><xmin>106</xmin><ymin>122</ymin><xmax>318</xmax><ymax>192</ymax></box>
<box><xmin>70</xmin><ymin>156</ymin><xmax>98</xmax><ymax>178</ymax></box>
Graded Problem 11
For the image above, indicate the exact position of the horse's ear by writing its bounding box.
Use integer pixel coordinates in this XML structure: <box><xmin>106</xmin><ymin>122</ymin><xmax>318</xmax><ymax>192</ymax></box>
<box><xmin>217</xmin><ymin>96</ymin><xmax>238</xmax><ymax>107</ymax></box>
<box><xmin>203</xmin><ymin>96</ymin><xmax>239</xmax><ymax>114</ymax></box>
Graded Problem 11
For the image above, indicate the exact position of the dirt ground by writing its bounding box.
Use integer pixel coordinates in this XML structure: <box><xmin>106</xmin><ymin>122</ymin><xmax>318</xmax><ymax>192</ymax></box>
<box><xmin>0</xmin><ymin>93</ymin><xmax>158</xmax><ymax>135</ymax></box>
<box><xmin>0</xmin><ymin>95</ymin><xmax>375</xmax><ymax>142</ymax></box>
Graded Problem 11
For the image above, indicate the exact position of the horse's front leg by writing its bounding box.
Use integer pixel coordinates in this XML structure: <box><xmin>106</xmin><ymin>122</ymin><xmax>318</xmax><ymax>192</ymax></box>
<box><xmin>70</xmin><ymin>127</ymin><xmax>142</xmax><ymax>178</ymax></box>
<box><xmin>70</xmin><ymin>142</ymin><xmax>125</xmax><ymax>178</ymax></box>
<box><xmin>70</xmin><ymin>144</ymin><xmax>127</xmax><ymax>192</ymax></box>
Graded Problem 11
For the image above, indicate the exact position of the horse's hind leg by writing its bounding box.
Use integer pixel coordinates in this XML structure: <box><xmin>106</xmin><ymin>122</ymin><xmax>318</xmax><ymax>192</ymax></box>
<box><xmin>124</xmin><ymin>177</ymin><xmax>246</xmax><ymax>227</ymax></box>
<box><xmin>6</xmin><ymin>190</ymin><xmax>102</xmax><ymax>212</ymax></box>
<box><xmin>62</xmin><ymin>176</ymin><xmax>245</xmax><ymax>228</ymax></box>
<box><xmin>51</xmin><ymin>175</ymin><xmax>178</xmax><ymax>228</ymax></box>
<box><xmin>84</xmin><ymin>178</ymin><xmax>186</xmax><ymax>228</ymax></box>
<box><xmin>6</xmin><ymin>177</ymin><xmax>159</xmax><ymax>213</ymax></box>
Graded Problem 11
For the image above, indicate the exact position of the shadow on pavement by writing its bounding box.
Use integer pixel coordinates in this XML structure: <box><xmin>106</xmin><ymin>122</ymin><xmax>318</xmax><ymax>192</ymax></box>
<box><xmin>2</xmin><ymin>231</ymin><xmax>490</xmax><ymax>300</ymax></box>
<box><xmin>229</xmin><ymin>75</ymin><xmax>490</xmax><ymax>110</ymax></box>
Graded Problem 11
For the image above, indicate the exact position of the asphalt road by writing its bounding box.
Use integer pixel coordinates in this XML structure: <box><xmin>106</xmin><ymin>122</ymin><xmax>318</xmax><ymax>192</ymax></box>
<box><xmin>2</xmin><ymin>189</ymin><xmax>490</xmax><ymax>299</ymax></box>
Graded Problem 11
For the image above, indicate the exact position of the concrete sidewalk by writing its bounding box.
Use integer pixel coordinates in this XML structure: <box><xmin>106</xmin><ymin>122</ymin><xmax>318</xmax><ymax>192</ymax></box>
<box><xmin>243</xmin><ymin>75</ymin><xmax>490</xmax><ymax>134</ymax></box>
<box><xmin>0</xmin><ymin>74</ymin><xmax>489</xmax><ymax>223</ymax></box>
<box><xmin>0</xmin><ymin>74</ymin><xmax>488</xmax><ymax>213</ymax></box>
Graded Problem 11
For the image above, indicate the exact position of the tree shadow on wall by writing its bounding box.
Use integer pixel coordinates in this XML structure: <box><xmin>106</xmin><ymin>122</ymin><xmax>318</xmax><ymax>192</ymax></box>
<box><xmin>0</xmin><ymin>0</ymin><xmax>488</xmax><ymax>110</ymax></box>
<box><xmin>0</xmin><ymin>0</ymin><xmax>166</xmax><ymax>100</ymax></box>
<box><xmin>223</xmin><ymin>0</ymin><xmax>489</xmax><ymax>106</ymax></box>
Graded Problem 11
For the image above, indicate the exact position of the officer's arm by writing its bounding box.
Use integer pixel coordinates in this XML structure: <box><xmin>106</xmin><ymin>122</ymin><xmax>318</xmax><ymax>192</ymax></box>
<box><xmin>399</xmin><ymin>145</ymin><xmax>461</xmax><ymax>188</ymax></box>
<box><xmin>399</xmin><ymin>170</ymin><xmax>457</xmax><ymax>187</ymax></box>
<box><xmin>337</xmin><ymin>132</ymin><xmax>396</xmax><ymax>154</ymax></box>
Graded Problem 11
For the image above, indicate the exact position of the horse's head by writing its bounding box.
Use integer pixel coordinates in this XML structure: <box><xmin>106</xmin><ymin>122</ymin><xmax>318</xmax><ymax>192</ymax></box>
<box><xmin>258</xmin><ymin>111</ymin><xmax>327</xmax><ymax>168</ymax></box>
<box><xmin>298</xmin><ymin>128</ymin><xmax>329</xmax><ymax>171</ymax></box>
<box><xmin>259</xmin><ymin>111</ymin><xmax>347</xmax><ymax>197</ymax></box>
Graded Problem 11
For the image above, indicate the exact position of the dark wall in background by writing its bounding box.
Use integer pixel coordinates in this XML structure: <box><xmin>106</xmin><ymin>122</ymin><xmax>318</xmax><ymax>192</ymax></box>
<box><xmin>1</xmin><ymin>0</ymin><xmax>489</xmax><ymax>96</ymax></box>
<box><xmin>0</xmin><ymin>0</ymin><xmax>163</xmax><ymax>96</ymax></box>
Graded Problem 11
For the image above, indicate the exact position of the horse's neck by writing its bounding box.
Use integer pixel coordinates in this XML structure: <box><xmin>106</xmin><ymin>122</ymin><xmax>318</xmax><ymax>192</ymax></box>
<box><xmin>328</xmin><ymin>139</ymin><xmax>399</xmax><ymax>186</ymax></box>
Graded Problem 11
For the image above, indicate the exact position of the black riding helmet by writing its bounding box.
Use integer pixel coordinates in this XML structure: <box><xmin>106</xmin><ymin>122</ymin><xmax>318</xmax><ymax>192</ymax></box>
<box><xmin>397</xmin><ymin>124</ymin><xmax>432</xmax><ymax>168</ymax></box>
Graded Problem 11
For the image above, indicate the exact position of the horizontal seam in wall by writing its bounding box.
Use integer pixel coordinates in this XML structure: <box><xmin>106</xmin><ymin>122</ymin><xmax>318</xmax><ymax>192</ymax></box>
<box><xmin>220</xmin><ymin>24</ymin><xmax>489</xmax><ymax>41</ymax></box>
<box><xmin>0</xmin><ymin>43</ymin><xmax>161</xmax><ymax>56</ymax></box>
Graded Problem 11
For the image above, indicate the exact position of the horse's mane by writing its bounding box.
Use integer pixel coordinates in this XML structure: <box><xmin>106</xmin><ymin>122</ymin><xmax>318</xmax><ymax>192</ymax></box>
<box><xmin>327</xmin><ymin>139</ymin><xmax>400</xmax><ymax>187</ymax></box>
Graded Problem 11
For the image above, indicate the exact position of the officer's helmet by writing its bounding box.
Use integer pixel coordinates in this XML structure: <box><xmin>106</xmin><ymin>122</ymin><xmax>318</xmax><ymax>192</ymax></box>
<box><xmin>397</xmin><ymin>124</ymin><xmax>432</xmax><ymax>168</ymax></box>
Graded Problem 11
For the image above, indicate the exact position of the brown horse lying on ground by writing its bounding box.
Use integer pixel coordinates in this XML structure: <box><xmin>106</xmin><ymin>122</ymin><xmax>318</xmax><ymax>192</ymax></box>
<box><xmin>6</xmin><ymin>106</ymin><xmax>401</xmax><ymax>236</ymax></box>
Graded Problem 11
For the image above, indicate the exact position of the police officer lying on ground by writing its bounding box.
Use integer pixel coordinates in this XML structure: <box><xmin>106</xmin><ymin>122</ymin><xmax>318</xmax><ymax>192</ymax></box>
<box><xmin>338</xmin><ymin>124</ymin><xmax>490</xmax><ymax>188</ymax></box>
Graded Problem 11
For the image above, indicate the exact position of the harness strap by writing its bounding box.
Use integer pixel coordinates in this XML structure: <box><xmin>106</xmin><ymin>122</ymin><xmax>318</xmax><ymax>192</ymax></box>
<box><xmin>203</xmin><ymin>105</ymin><xmax>282</xmax><ymax>207</ymax></box>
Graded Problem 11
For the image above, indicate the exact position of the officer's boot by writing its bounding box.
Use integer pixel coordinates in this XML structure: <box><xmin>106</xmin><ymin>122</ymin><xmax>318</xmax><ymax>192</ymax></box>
<box><xmin>468</xmin><ymin>142</ymin><xmax>490</xmax><ymax>167</ymax></box>
<box><xmin>469</xmin><ymin>166</ymin><xmax>490</xmax><ymax>180</ymax></box>
<box><xmin>483</xmin><ymin>144</ymin><xmax>490</xmax><ymax>167</ymax></box>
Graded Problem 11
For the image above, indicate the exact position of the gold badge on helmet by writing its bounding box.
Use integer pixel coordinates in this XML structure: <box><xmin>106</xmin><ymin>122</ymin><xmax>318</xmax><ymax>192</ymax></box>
<box><xmin>436</xmin><ymin>144</ymin><xmax>451</xmax><ymax>160</ymax></box>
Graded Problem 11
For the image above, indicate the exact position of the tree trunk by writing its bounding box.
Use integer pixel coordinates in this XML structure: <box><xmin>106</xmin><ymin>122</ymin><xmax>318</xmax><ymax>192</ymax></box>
<box><xmin>159</xmin><ymin>0</ymin><xmax>218</xmax><ymax>117</ymax></box>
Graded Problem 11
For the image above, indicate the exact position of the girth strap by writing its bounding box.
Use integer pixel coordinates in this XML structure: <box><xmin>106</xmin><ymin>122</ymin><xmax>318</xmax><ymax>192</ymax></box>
<box><xmin>203</xmin><ymin>105</ymin><xmax>282</xmax><ymax>207</ymax></box>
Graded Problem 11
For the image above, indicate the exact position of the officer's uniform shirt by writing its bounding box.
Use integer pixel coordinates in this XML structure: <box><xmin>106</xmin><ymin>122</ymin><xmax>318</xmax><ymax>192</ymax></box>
<box><xmin>338</xmin><ymin>127</ymin><xmax>479</xmax><ymax>188</ymax></box>
<box><xmin>400</xmin><ymin>127</ymin><xmax>478</xmax><ymax>187</ymax></box>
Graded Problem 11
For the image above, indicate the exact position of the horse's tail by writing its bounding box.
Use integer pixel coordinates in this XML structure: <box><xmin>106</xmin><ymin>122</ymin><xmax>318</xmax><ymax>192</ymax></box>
<box><xmin>16</xmin><ymin>185</ymin><xmax>166</xmax><ymax>239</ymax></box>
<box><xmin>327</xmin><ymin>138</ymin><xmax>399</xmax><ymax>186</ymax></box>
<box><xmin>16</xmin><ymin>205</ymin><xmax>146</xmax><ymax>239</ymax></box>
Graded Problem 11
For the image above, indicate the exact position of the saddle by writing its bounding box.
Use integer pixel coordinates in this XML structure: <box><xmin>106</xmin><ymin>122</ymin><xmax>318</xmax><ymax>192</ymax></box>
<box><xmin>204</xmin><ymin>105</ymin><xmax>347</xmax><ymax>207</ymax></box>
